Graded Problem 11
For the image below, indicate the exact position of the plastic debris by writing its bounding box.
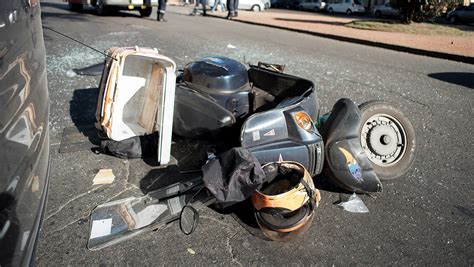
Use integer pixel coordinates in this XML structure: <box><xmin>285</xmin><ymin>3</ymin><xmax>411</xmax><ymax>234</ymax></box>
<box><xmin>187</xmin><ymin>248</ymin><xmax>196</xmax><ymax>255</ymax></box>
<box><xmin>66</xmin><ymin>70</ymin><xmax>77</xmax><ymax>78</ymax></box>
<box><xmin>227</xmin><ymin>44</ymin><xmax>236</xmax><ymax>49</ymax></box>
<box><xmin>337</xmin><ymin>193</ymin><xmax>369</xmax><ymax>213</ymax></box>
<box><xmin>93</xmin><ymin>169</ymin><xmax>115</xmax><ymax>185</ymax></box>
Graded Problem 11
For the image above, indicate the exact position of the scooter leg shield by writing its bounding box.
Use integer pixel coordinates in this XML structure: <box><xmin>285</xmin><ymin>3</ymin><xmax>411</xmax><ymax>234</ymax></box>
<box><xmin>320</xmin><ymin>98</ymin><xmax>382</xmax><ymax>193</ymax></box>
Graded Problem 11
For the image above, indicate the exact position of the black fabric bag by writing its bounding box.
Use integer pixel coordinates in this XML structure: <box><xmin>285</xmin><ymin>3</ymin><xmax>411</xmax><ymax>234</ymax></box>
<box><xmin>100</xmin><ymin>133</ymin><xmax>158</xmax><ymax>159</ymax></box>
<box><xmin>202</xmin><ymin>147</ymin><xmax>266</xmax><ymax>208</ymax></box>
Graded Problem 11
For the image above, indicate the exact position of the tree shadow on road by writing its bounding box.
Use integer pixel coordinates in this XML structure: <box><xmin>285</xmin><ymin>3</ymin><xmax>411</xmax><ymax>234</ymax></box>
<box><xmin>274</xmin><ymin>17</ymin><xmax>347</xmax><ymax>26</ymax></box>
<box><xmin>428</xmin><ymin>72</ymin><xmax>474</xmax><ymax>89</ymax></box>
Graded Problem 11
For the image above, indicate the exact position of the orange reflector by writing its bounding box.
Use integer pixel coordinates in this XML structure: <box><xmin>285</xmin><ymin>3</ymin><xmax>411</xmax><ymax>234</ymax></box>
<box><xmin>294</xmin><ymin>111</ymin><xmax>314</xmax><ymax>132</ymax></box>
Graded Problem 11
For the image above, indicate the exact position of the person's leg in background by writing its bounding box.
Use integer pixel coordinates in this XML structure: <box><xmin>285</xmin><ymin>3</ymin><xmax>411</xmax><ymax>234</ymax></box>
<box><xmin>219</xmin><ymin>0</ymin><xmax>225</xmax><ymax>12</ymax></box>
<box><xmin>233</xmin><ymin>0</ymin><xmax>238</xmax><ymax>16</ymax></box>
<box><xmin>201</xmin><ymin>0</ymin><xmax>207</xmax><ymax>16</ymax></box>
<box><xmin>157</xmin><ymin>0</ymin><xmax>167</xmax><ymax>21</ymax></box>
<box><xmin>226</xmin><ymin>0</ymin><xmax>235</xmax><ymax>18</ymax></box>
<box><xmin>211</xmin><ymin>0</ymin><xmax>218</xmax><ymax>11</ymax></box>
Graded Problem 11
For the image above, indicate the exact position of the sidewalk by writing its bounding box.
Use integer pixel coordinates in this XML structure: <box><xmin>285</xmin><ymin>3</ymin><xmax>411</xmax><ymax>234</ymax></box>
<box><xmin>200</xmin><ymin>8</ymin><xmax>474</xmax><ymax>63</ymax></box>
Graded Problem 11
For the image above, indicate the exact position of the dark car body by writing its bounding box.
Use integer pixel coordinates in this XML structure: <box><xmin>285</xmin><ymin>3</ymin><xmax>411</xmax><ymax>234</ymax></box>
<box><xmin>447</xmin><ymin>4</ymin><xmax>474</xmax><ymax>24</ymax></box>
<box><xmin>0</xmin><ymin>0</ymin><xmax>50</xmax><ymax>265</ymax></box>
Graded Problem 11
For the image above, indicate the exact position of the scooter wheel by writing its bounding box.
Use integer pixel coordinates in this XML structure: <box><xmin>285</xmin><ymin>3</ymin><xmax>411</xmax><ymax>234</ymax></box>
<box><xmin>358</xmin><ymin>101</ymin><xmax>416</xmax><ymax>180</ymax></box>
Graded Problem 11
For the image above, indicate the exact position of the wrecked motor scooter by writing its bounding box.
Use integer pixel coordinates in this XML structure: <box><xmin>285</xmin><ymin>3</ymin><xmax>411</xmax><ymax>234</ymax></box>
<box><xmin>171</xmin><ymin>56</ymin><xmax>415</xmax><ymax>191</ymax></box>
<box><xmin>95</xmin><ymin>48</ymin><xmax>415</xmax><ymax>193</ymax></box>
<box><xmin>90</xmin><ymin>48</ymin><xmax>415</xmax><ymax>248</ymax></box>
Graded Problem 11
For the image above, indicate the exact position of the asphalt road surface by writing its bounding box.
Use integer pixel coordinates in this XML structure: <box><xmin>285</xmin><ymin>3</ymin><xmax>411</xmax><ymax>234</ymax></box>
<box><xmin>36</xmin><ymin>0</ymin><xmax>474</xmax><ymax>265</ymax></box>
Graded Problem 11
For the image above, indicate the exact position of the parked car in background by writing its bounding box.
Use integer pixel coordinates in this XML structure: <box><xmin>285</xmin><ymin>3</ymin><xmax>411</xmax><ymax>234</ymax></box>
<box><xmin>447</xmin><ymin>4</ymin><xmax>474</xmax><ymax>24</ymax></box>
<box><xmin>0</xmin><ymin>0</ymin><xmax>50</xmax><ymax>266</ymax></box>
<box><xmin>239</xmin><ymin>0</ymin><xmax>266</xmax><ymax>11</ymax></box>
<box><xmin>327</xmin><ymin>0</ymin><xmax>364</xmax><ymax>14</ymax></box>
<box><xmin>373</xmin><ymin>2</ymin><xmax>399</xmax><ymax>17</ymax></box>
<box><xmin>273</xmin><ymin>0</ymin><xmax>301</xmax><ymax>9</ymax></box>
<box><xmin>67</xmin><ymin>0</ymin><xmax>157</xmax><ymax>17</ymax></box>
<box><xmin>298</xmin><ymin>0</ymin><xmax>326</xmax><ymax>11</ymax></box>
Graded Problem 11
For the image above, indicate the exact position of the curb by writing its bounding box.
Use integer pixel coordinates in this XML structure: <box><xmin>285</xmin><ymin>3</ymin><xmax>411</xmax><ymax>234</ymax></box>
<box><xmin>209</xmin><ymin>14</ymin><xmax>474</xmax><ymax>65</ymax></box>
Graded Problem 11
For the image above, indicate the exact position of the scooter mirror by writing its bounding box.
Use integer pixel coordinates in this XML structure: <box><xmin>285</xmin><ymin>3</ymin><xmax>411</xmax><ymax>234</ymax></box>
<box><xmin>179</xmin><ymin>205</ymin><xmax>199</xmax><ymax>235</ymax></box>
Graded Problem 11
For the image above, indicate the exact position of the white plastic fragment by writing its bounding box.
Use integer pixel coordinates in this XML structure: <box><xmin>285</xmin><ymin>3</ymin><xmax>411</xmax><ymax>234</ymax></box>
<box><xmin>187</xmin><ymin>248</ymin><xmax>196</xmax><ymax>255</ymax></box>
<box><xmin>66</xmin><ymin>70</ymin><xmax>77</xmax><ymax>77</ymax></box>
<box><xmin>337</xmin><ymin>193</ymin><xmax>369</xmax><ymax>213</ymax></box>
<box><xmin>227</xmin><ymin>44</ymin><xmax>236</xmax><ymax>49</ymax></box>
<box><xmin>93</xmin><ymin>169</ymin><xmax>115</xmax><ymax>185</ymax></box>
<box><xmin>90</xmin><ymin>218</ymin><xmax>112</xmax><ymax>239</ymax></box>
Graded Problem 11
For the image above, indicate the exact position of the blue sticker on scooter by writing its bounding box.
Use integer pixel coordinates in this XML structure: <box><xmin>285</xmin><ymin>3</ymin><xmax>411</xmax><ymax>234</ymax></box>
<box><xmin>338</xmin><ymin>147</ymin><xmax>363</xmax><ymax>182</ymax></box>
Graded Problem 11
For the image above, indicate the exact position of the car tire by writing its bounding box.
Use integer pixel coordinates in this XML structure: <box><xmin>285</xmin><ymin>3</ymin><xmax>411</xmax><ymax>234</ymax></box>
<box><xmin>96</xmin><ymin>0</ymin><xmax>108</xmax><ymax>16</ymax></box>
<box><xmin>374</xmin><ymin>10</ymin><xmax>381</xmax><ymax>17</ymax></box>
<box><xmin>450</xmin><ymin>15</ymin><xmax>458</xmax><ymax>24</ymax></box>
<box><xmin>358</xmin><ymin>101</ymin><xmax>416</xmax><ymax>180</ymax></box>
<box><xmin>139</xmin><ymin>6</ymin><xmax>152</xmax><ymax>17</ymax></box>
<box><xmin>251</xmin><ymin>4</ymin><xmax>261</xmax><ymax>11</ymax></box>
<box><xmin>69</xmin><ymin>3</ymin><xmax>83</xmax><ymax>11</ymax></box>
<box><xmin>328</xmin><ymin>7</ymin><xmax>333</xmax><ymax>13</ymax></box>
<box><xmin>346</xmin><ymin>9</ymin><xmax>352</xmax><ymax>15</ymax></box>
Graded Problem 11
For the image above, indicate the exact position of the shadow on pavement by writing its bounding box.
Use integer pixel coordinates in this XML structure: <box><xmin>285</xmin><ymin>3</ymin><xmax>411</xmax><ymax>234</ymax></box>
<box><xmin>274</xmin><ymin>17</ymin><xmax>347</xmax><ymax>26</ymax></box>
<box><xmin>428</xmin><ymin>72</ymin><xmax>474</xmax><ymax>89</ymax></box>
<box><xmin>69</xmin><ymin>88</ymin><xmax>101</xmax><ymax>146</ymax></box>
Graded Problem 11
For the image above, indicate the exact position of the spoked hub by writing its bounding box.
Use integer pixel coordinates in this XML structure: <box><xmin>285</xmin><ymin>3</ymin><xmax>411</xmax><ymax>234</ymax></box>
<box><xmin>360</xmin><ymin>114</ymin><xmax>407</xmax><ymax>166</ymax></box>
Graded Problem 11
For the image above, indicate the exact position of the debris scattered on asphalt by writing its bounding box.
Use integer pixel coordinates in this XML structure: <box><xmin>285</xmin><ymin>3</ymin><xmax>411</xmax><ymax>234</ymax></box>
<box><xmin>90</xmin><ymin>218</ymin><xmax>112</xmax><ymax>239</ymax></box>
<box><xmin>337</xmin><ymin>193</ymin><xmax>369</xmax><ymax>213</ymax></box>
<box><xmin>93</xmin><ymin>169</ymin><xmax>115</xmax><ymax>185</ymax></box>
<box><xmin>187</xmin><ymin>248</ymin><xmax>196</xmax><ymax>255</ymax></box>
<box><xmin>66</xmin><ymin>70</ymin><xmax>77</xmax><ymax>78</ymax></box>
<box><xmin>227</xmin><ymin>44</ymin><xmax>236</xmax><ymax>49</ymax></box>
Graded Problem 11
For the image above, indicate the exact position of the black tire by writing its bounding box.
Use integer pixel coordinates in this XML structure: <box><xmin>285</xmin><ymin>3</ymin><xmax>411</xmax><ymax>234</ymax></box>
<box><xmin>96</xmin><ymin>0</ymin><xmax>108</xmax><ymax>15</ymax></box>
<box><xmin>346</xmin><ymin>9</ymin><xmax>352</xmax><ymax>15</ymax></box>
<box><xmin>328</xmin><ymin>7</ymin><xmax>333</xmax><ymax>13</ymax></box>
<box><xmin>69</xmin><ymin>3</ymin><xmax>83</xmax><ymax>11</ymax></box>
<box><xmin>374</xmin><ymin>10</ymin><xmax>381</xmax><ymax>17</ymax></box>
<box><xmin>139</xmin><ymin>6</ymin><xmax>152</xmax><ymax>17</ymax></box>
<box><xmin>450</xmin><ymin>15</ymin><xmax>458</xmax><ymax>24</ymax></box>
<box><xmin>252</xmin><ymin>4</ymin><xmax>261</xmax><ymax>11</ymax></box>
<box><xmin>358</xmin><ymin>101</ymin><xmax>416</xmax><ymax>180</ymax></box>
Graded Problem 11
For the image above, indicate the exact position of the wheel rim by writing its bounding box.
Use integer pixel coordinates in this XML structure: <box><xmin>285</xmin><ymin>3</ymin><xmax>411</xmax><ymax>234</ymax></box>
<box><xmin>360</xmin><ymin>114</ymin><xmax>407</xmax><ymax>167</ymax></box>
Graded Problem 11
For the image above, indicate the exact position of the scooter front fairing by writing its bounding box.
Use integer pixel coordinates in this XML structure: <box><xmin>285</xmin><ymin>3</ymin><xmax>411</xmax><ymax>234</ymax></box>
<box><xmin>320</xmin><ymin>98</ymin><xmax>382</xmax><ymax>193</ymax></box>
<box><xmin>241</xmin><ymin>105</ymin><xmax>324</xmax><ymax>177</ymax></box>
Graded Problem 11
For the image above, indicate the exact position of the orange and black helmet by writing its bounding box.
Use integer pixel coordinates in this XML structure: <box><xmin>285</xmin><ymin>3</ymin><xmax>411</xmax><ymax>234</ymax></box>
<box><xmin>251</xmin><ymin>161</ymin><xmax>321</xmax><ymax>241</ymax></box>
